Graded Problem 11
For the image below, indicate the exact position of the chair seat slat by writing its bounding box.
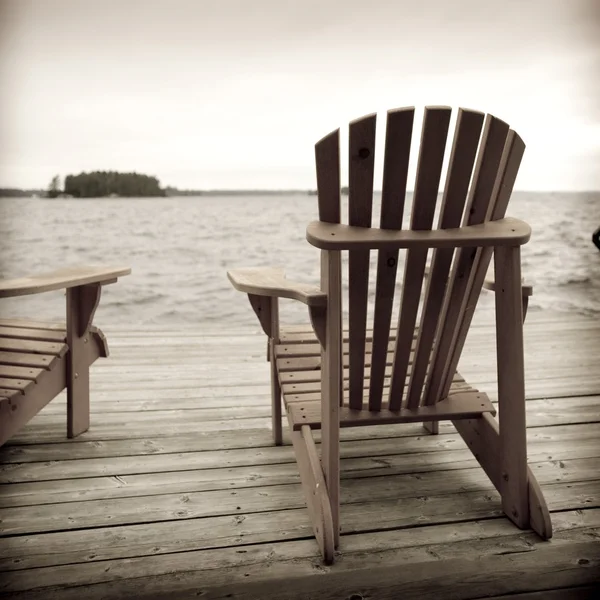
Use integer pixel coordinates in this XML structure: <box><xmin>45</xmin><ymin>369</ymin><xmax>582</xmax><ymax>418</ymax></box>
<box><xmin>0</xmin><ymin>377</ymin><xmax>35</xmax><ymax>393</ymax></box>
<box><xmin>281</xmin><ymin>365</ymin><xmax>466</xmax><ymax>396</ymax></box>
<box><xmin>0</xmin><ymin>336</ymin><xmax>66</xmax><ymax>357</ymax></box>
<box><xmin>0</xmin><ymin>388</ymin><xmax>21</xmax><ymax>401</ymax></box>
<box><xmin>279</xmin><ymin>327</ymin><xmax>401</xmax><ymax>345</ymax></box>
<box><xmin>280</xmin><ymin>352</ymin><xmax>416</xmax><ymax>384</ymax></box>
<box><xmin>276</xmin><ymin>337</ymin><xmax>414</xmax><ymax>359</ymax></box>
<box><xmin>0</xmin><ymin>351</ymin><xmax>57</xmax><ymax>369</ymax></box>
<box><xmin>0</xmin><ymin>318</ymin><xmax>66</xmax><ymax>331</ymax></box>
<box><xmin>0</xmin><ymin>326</ymin><xmax>66</xmax><ymax>343</ymax></box>
<box><xmin>287</xmin><ymin>390</ymin><xmax>493</xmax><ymax>430</ymax></box>
<box><xmin>284</xmin><ymin>379</ymin><xmax>474</xmax><ymax>404</ymax></box>
<box><xmin>0</xmin><ymin>365</ymin><xmax>45</xmax><ymax>381</ymax></box>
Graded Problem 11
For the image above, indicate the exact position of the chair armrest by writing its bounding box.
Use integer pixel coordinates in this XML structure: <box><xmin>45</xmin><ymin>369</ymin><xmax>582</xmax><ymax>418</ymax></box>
<box><xmin>0</xmin><ymin>266</ymin><xmax>131</xmax><ymax>298</ymax></box>
<box><xmin>306</xmin><ymin>217</ymin><xmax>531</xmax><ymax>250</ymax></box>
<box><xmin>227</xmin><ymin>267</ymin><xmax>327</xmax><ymax>307</ymax></box>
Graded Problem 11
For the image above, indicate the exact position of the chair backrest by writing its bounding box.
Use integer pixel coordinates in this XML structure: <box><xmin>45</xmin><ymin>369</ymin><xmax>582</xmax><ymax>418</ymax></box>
<box><xmin>314</xmin><ymin>106</ymin><xmax>525</xmax><ymax>411</ymax></box>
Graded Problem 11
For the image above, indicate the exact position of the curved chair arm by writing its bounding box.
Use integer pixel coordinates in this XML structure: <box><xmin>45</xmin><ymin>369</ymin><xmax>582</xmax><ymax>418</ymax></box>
<box><xmin>228</xmin><ymin>267</ymin><xmax>327</xmax><ymax>345</ymax></box>
<box><xmin>0</xmin><ymin>266</ymin><xmax>131</xmax><ymax>298</ymax></box>
<box><xmin>227</xmin><ymin>267</ymin><xmax>327</xmax><ymax>307</ymax></box>
<box><xmin>1</xmin><ymin>265</ymin><xmax>131</xmax><ymax>340</ymax></box>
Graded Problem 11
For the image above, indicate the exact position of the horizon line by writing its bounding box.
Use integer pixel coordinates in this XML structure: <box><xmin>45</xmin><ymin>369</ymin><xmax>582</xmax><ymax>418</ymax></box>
<box><xmin>1</xmin><ymin>186</ymin><xmax>599</xmax><ymax>195</ymax></box>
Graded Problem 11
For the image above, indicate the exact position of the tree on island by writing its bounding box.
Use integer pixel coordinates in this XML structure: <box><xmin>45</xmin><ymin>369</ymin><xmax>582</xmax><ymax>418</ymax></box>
<box><xmin>63</xmin><ymin>171</ymin><xmax>165</xmax><ymax>198</ymax></box>
<box><xmin>47</xmin><ymin>175</ymin><xmax>61</xmax><ymax>198</ymax></box>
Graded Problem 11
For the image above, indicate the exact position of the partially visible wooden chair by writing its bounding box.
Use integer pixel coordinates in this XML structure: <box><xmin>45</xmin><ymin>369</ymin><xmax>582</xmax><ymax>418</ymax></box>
<box><xmin>0</xmin><ymin>266</ymin><xmax>130</xmax><ymax>445</ymax></box>
<box><xmin>229</xmin><ymin>106</ymin><xmax>551</xmax><ymax>562</ymax></box>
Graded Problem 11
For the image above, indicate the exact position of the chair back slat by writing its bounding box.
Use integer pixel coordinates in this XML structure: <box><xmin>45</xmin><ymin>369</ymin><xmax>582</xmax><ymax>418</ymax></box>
<box><xmin>388</xmin><ymin>107</ymin><xmax>451</xmax><ymax>411</ymax></box>
<box><xmin>315</xmin><ymin>129</ymin><xmax>341</xmax><ymax>224</ymax></box>
<box><xmin>405</xmin><ymin>108</ymin><xmax>485</xmax><ymax>409</ymax></box>
<box><xmin>368</xmin><ymin>107</ymin><xmax>414</xmax><ymax>410</ymax></box>
<box><xmin>347</xmin><ymin>114</ymin><xmax>377</xmax><ymax>409</ymax></box>
<box><xmin>437</xmin><ymin>130</ymin><xmax>526</xmax><ymax>400</ymax></box>
<box><xmin>423</xmin><ymin>115</ymin><xmax>510</xmax><ymax>406</ymax></box>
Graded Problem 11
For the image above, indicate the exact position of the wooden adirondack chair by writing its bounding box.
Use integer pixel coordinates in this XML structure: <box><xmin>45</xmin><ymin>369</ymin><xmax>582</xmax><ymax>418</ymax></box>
<box><xmin>0</xmin><ymin>266</ymin><xmax>130</xmax><ymax>446</ymax></box>
<box><xmin>228</xmin><ymin>106</ymin><xmax>552</xmax><ymax>563</ymax></box>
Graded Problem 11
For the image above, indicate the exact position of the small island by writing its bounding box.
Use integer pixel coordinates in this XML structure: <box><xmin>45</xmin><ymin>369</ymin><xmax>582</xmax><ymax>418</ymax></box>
<box><xmin>56</xmin><ymin>171</ymin><xmax>165</xmax><ymax>198</ymax></box>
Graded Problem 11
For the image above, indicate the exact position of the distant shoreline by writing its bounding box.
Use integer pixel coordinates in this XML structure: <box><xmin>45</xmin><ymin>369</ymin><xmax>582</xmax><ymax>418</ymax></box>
<box><xmin>164</xmin><ymin>189</ymin><xmax>319</xmax><ymax>197</ymax></box>
<box><xmin>0</xmin><ymin>187</ymin><xmax>320</xmax><ymax>198</ymax></box>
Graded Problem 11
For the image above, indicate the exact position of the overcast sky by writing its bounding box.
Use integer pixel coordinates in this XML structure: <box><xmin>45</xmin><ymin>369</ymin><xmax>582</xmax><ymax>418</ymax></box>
<box><xmin>1</xmin><ymin>0</ymin><xmax>599</xmax><ymax>191</ymax></box>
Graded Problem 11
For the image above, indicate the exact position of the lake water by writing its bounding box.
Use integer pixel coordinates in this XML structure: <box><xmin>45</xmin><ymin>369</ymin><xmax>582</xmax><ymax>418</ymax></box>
<box><xmin>1</xmin><ymin>192</ymin><xmax>599</xmax><ymax>328</ymax></box>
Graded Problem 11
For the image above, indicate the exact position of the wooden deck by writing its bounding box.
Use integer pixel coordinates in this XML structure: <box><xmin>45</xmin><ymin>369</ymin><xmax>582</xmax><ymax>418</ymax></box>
<box><xmin>0</xmin><ymin>309</ymin><xmax>599</xmax><ymax>599</ymax></box>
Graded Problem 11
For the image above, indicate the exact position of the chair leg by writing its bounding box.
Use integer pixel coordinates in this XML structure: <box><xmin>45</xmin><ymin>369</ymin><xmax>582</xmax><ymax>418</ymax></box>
<box><xmin>67</xmin><ymin>357</ymin><xmax>90</xmax><ymax>438</ymax></box>
<box><xmin>494</xmin><ymin>246</ymin><xmax>529</xmax><ymax>528</ymax></box>
<box><xmin>454</xmin><ymin>414</ymin><xmax>552</xmax><ymax>539</ymax></box>
<box><xmin>66</xmin><ymin>284</ymin><xmax>100</xmax><ymax>438</ymax></box>
<box><xmin>247</xmin><ymin>295</ymin><xmax>282</xmax><ymax>445</ymax></box>
<box><xmin>269</xmin><ymin>338</ymin><xmax>283</xmax><ymax>445</ymax></box>
<box><xmin>422</xmin><ymin>420</ymin><xmax>439</xmax><ymax>434</ymax></box>
<box><xmin>320</xmin><ymin>250</ymin><xmax>342</xmax><ymax>549</ymax></box>
<box><xmin>290</xmin><ymin>424</ymin><xmax>335</xmax><ymax>563</ymax></box>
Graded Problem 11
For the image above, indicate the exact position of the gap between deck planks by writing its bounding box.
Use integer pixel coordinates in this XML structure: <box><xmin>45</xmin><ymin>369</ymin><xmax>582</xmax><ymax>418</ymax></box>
<box><xmin>0</xmin><ymin>310</ymin><xmax>598</xmax><ymax>599</ymax></box>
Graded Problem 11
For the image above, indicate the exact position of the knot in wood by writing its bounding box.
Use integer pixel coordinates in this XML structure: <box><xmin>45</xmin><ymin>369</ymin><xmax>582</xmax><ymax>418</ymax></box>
<box><xmin>358</xmin><ymin>147</ymin><xmax>370</xmax><ymax>159</ymax></box>
<box><xmin>387</xmin><ymin>256</ymin><xmax>396</xmax><ymax>267</ymax></box>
